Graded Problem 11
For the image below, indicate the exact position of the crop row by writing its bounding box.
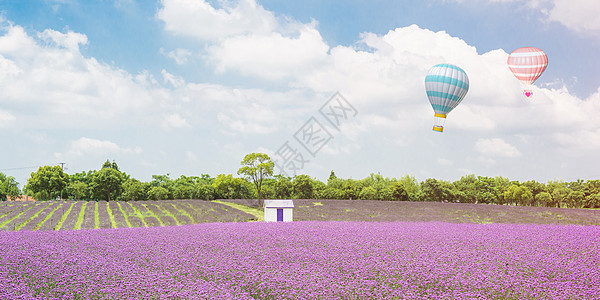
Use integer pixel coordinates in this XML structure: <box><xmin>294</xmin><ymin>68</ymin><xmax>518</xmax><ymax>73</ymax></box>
<box><xmin>0</xmin><ymin>200</ymin><xmax>256</xmax><ymax>231</ymax></box>
<box><xmin>1</xmin><ymin>221</ymin><xmax>598</xmax><ymax>299</ymax></box>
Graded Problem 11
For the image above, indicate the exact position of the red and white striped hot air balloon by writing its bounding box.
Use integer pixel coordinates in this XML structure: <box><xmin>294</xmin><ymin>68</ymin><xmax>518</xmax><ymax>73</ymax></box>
<box><xmin>507</xmin><ymin>47</ymin><xmax>548</xmax><ymax>98</ymax></box>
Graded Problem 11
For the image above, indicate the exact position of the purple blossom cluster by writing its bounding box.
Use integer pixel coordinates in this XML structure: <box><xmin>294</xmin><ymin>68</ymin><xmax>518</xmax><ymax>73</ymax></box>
<box><xmin>1</xmin><ymin>222</ymin><xmax>599</xmax><ymax>299</ymax></box>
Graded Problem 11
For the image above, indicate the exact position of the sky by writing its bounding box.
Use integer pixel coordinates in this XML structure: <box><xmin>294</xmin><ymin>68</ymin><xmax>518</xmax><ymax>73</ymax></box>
<box><xmin>1</xmin><ymin>0</ymin><xmax>599</xmax><ymax>187</ymax></box>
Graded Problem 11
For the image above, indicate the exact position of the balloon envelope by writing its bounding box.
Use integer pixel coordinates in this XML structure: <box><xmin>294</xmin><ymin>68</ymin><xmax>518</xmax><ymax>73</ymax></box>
<box><xmin>425</xmin><ymin>64</ymin><xmax>469</xmax><ymax>132</ymax></box>
<box><xmin>507</xmin><ymin>47</ymin><xmax>548</xmax><ymax>98</ymax></box>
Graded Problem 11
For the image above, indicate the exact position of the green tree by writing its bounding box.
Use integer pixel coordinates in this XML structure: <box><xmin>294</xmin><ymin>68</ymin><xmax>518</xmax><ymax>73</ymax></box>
<box><xmin>503</xmin><ymin>185</ymin><xmax>533</xmax><ymax>206</ymax></box>
<box><xmin>566</xmin><ymin>191</ymin><xmax>585</xmax><ymax>208</ymax></box>
<box><xmin>0</xmin><ymin>172</ymin><xmax>21</xmax><ymax>200</ymax></box>
<box><xmin>522</xmin><ymin>180</ymin><xmax>546</xmax><ymax>203</ymax></box>
<box><xmin>473</xmin><ymin>176</ymin><xmax>500</xmax><ymax>204</ymax></box>
<box><xmin>121</xmin><ymin>178</ymin><xmax>147</xmax><ymax>201</ymax></box>
<box><xmin>102</xmin><ymin>159</ymin><xmax>120</xmax><ymax>171</ymax></box>
<box><xmin>494</xmin><ymin>176</ymin><xmax>511</xmax><ymax>205</ymax></box>
<box><xmin>173</xmin><ymin>175</ymin><xmax>196</xmax><ymax>199</ymax></box>
<box><xmin>552</xmin><ymin>187</ymin><xmax>572</xmax><ymax>208</ymax></box>
<box><xmin>453</xmin><ymin>174</ymin><xmax>478</xmax><ymax>203</ymax></box>
<box><xmin>92</xmin><ymin>167</ymin><xmax>124</xmax><ymax>201</ymax></box>
<box><xmin>26</xmin><ymin>166</ymin><xmax>68</xmax><ymax>200</ymax></box>
<box><xmin>421</xmin><ymin>178</ymin><xmax>454</xmax><ymax>202</ymax></box>
<box><xmin>584</xmin><ymin>193</ymin><xmax>600</xmax><ymax>208</ymax></box>
<box><xmin>213</xmin><ymin>174</ymin><xmax>236</xmax><ymax>199</ymax></box>
<box><xmin>390</xmin><ymin>181</ymin><xmax>408</xmax><ymax>201</ymax></box>
<box><xmin>147</xmin><ymin>186</ymin><xmax>170</xmax><ymax>200</ymax></box>
<box><xmin>274</xmin><ymin>175</ymin><xmax>293</xmax><ymax>199</ymax></box>
<box><xmin>68</xmin><ymin>181</ymin><xmax>88</xmax><ymax>201</ymax></box>
<box><xmin>195</xmin><ymin>183</ymin><xmax>215</xmax><ymax>200</ymax></box>
<box><xmin>535</xmin><ymin>192</ymin><xmax>552</xmax><ymax>207</ymax></box>
<box><xmin>237</xmin><ymin>153</ymin><xmax>274</xmax><ymax>206</ymax></box>
<box><xmin>293</xmin><ymin>175</ymin><xmax>314</xmax><ymax>199</ymax></box>
<box><xmin>359</xmin><ymin>186</ymin><xmax>377</xmax><ymax>200</ymax></box>
<box><xmin>397</xmin><ymin>175</ymin><xmax>420</xmax><ymax>201</ymax></box>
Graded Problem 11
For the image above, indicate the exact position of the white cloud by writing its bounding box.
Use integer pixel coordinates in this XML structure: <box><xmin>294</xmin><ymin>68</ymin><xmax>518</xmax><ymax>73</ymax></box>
<box><xmin>160</xmin><ymin>48</ymin><xmax>192</xmax><ymax>65</ymax></box>
<box><xmin>544</xmin><ymin>0</ymin><xmax>600</xmax><ymax>35</ymax></box>
<box><xmin>448</xmin><ymin>0</ymin><xmax>600</xmax><ymax>37</ymax></box>
<box><xmin>161</xmin><ymin>113</ymin><xmax>191</xmax><ymax>130</ymax></box>
<box><xmin>68</xmin><ymin>137</ymin><xmax>141</xmax><ymax>156</ymax></box>
<box><xmin>0</xmin><ymin>110</ymin><xmax>16</xmax><ymax>127</ymax></box>
<box><xmin>474</xmin><ymin>138</ymin><xmax>522</xmax><ymax>158</ymax></box>
<box><xmin>185</xmin><ymin>150</ymin><xmax>198</xmax><ymax>161</ymax></box>
<box><xmin>206</xmin><ymin>24</ymin><xmax>329</xmax><ymax>80</ymax></box>
<box><xmin>38</xmin><ymin>28</ymin><xmax>88</xmax><ymax>51</ymax></box>
<box><xmin>157</xmin><ymin>0</ymin><xmax>277</xmax><ymax>40</ymax></box>
<box><xmin>0</xmin><ymin>24</ymin><xmax>171</xmax><ymax>129</ymax></box>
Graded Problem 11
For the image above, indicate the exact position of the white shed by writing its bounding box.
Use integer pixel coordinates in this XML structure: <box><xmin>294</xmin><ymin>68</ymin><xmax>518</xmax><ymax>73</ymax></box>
<box><xmin>264</xmin><ymin>200</ymin><xmax>294</xmax><ymax>222</ymax></box>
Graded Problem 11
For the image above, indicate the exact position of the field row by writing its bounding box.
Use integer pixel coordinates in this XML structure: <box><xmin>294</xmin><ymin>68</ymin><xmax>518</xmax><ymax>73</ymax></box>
<box><xmin>225</xmin><ymin>199</ymin><xmax>600</xmax><ymax>225</ymax></box>
<box><xmin>0</xmin><ymin>200</ymin><xmax>257</xmax><ymax>231</ymax></box>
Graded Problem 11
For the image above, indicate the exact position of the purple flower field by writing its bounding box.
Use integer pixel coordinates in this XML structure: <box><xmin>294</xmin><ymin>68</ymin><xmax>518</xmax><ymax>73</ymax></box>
<box><xmin>1</xmin><ymin>222</ymin><xmax>599</xmax><ymax>299</ymax></box>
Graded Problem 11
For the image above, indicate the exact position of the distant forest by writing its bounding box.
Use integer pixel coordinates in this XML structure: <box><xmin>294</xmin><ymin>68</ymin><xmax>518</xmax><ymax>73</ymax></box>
<box><xmin>1</xmin><ymin>160</ymin><xmax>599</xmax><ymax>209</ymax></box>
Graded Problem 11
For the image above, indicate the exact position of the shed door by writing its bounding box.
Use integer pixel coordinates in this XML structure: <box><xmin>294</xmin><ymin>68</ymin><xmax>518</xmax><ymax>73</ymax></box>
<box><xmin>276</xmin><ymin>208</ymin><xmax>284</xmax><ymax>222</ymax></box>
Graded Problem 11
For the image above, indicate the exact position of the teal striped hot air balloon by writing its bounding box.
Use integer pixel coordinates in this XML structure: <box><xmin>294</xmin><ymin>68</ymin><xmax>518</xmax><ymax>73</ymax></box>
<box><xmin>425</xmin><ymin>64</ymin><xmax>469</xmax><ymax>132</ymax></box>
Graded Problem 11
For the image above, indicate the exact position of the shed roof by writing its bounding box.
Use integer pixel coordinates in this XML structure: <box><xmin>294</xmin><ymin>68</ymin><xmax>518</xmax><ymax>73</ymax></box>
<box><xmin>264</xmin><ymin>199</ymin><xmax>294</xmax><ymax>208</ymax></box>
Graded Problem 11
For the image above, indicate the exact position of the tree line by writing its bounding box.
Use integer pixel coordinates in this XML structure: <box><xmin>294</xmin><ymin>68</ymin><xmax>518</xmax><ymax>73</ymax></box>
<box><xmin>1</xmin><ymin>156</ymin><xmax>600</xmax><ymax>209</ymax></box>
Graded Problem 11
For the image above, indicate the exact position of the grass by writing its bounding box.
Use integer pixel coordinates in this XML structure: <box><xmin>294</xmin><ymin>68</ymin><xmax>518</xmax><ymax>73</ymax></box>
<box><xmin>141</xmin><ymin>203</ymin><xmax>165</xmax><ymax>226</ymax></box>
<box><xmin>127</xmin><ymin>202</ymin><xmax>148</xmax><ymax>227</ymax></box>
<box><xmin>154</xmin><ymin>204</ymin><xmax>181</xmax><ymax>225</ymax></box>
<box><xmin>116</xmin><ymin>202</ymin><xmax>132</xmax><ymax>228</ymax></box>
<box><xmin>106</xmin><ymin>201</ymin><xmax>117</xmax><ymax>229</ymax></box>
<box><xmin>168</xmin><ymin>203</ymin><xmax>196</xmax><ymax>223</ymax></box>
<box><xmin>74</xmin><ymin>202</ymin><xmax>87</xmax><ymax>230</ymax></box>
<box><xmin>55</xmin><ymin>202</ymin><xmax>76</xmax><ymax>231</ymax></box>
<box><xmin>0</xmin><ymin>203</ymin><xmax>39</xmax><ymax>230</ymax></box>
<box><xmin>34</xmin><ymin>202</ymin><xmax>64</xmax><ymax>230</ymax></box>
<box><xmin>15</xmin><ymin>202</ymin><xmax>54</xmax><ymax>231</ymax></box>
<box><xmin>214</xmin><ymin>200</ymin><xmax>263</xmax><ymax>221</ymax></box>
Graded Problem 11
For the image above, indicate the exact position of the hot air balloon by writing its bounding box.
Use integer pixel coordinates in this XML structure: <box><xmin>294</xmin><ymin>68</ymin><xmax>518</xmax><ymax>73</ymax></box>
<box><xmin>507</xmin><ymin>47</ymin><xmax>548</xmax><ymax>98</ymax></box>
<box><xmin>425</xmin><ymin>64</ymin><xmax>469</xmax><ymax>132</ymax></box>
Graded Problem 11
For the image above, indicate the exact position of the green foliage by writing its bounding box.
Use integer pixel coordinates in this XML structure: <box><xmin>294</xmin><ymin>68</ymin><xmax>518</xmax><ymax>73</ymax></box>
<box><xmin>237</xmin><ymin>153</ymin><xmax>274</xmax><ymax>204</ymax></box>
<box><xmin>147</xmin><ymin>186</ymin><xmax>170</xmax><ymax>200</ymax></box>
<box><xmin>26</xmin><ymin>166</ymin><xmax>68</xmax><ymax>200</ymax></box>
<box><xmin>195</xmin><ymin>183</ymin><xmax>215</xmax><ymax>200</ymax></box>
<box><xmin>420</xmin><ymin>178</ymin><xmax>454</xmax><ymax>202</ymax></box>
<box><xmin>0</xmin><ymin>172</ymin><xmax>21</xmax><ymax>200</ymax></box>
<box><xmin>293</xmin><ymin>175</ymin><xmax>314</xmax><ymax>199</ymax></box>
<box><xmin>359</xmin><ymin>186</ymin><xmax>377</xmax><ymax>200</ymax></box>
<box><xmin>274</xmin><ymin>176</ymin><xmax>293</xmax><ymax>199</ymax></box>
<box><xmin>67</xmin><ymin>181</ymin><xmax>88</xmax><ymax>201</ymax></box>
<box><xmin>503</xmin><ymin>185</ymin><xmax>533</xmax><ymax>206</ymax></box>
<box><xmin>535</xmin><ymin>192</ymin><xmax>552</xmax><ymax>207</ymax></box>
<box><xmin>13</xmin><ymin>159</ymin><xmax>600</xmax><ymax>209</ymax></box>
<box><xmin>172</xmin><ymin>176</ymin><xmax>197</xmax><ymax>200</ymax></box>
<box><xmin>91</xmin><ymin>167</ymin><xmax>124</xmax><ymax>201</ymax></box>
<box><xmin>121</xmin><ymin>178</ymin><xmax>148</xmax><ymax>201</ymax></box>
<box><xmin>390</xmin><ymin>181</ymin><xmax>409</xmax><ymax>201</ymax></box>
<box><xmin>566</xmin><ymin>191</ymin><xmax>585</xmax><ymax>208</ymax></box>
<box><xmin>552</xmin><ymin>187</ymin><xmax>572</xmax><ymax>208</ymax></box>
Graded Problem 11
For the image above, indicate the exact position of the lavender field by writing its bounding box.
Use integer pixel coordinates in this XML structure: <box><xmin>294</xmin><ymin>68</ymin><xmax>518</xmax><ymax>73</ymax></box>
<box><xmin>1</xmin><ymin>221</ymin><xmax>598</xmax><ymax>299</ymax></box>
<box><xmin>0</xmin><ymin>200</ymin><xmax>257</xmax><ymax>232</ymax></box>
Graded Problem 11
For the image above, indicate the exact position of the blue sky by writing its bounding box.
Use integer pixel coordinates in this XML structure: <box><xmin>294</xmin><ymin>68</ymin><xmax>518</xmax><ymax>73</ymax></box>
<box><xmin>1</xmin><ymin>0</ymin><xmax>599</xmax><ymax>187</ymax></box>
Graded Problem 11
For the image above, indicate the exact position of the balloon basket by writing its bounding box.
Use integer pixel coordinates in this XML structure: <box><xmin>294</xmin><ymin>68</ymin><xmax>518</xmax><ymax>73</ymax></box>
<box><xmin>433</xmin><ymin>125</ymin><xmax>444</xmax><ymax>132</ymax></box>
<box><xmin>523</xmin><ymin>89</ymin><xmax>533</xmax><ymax>98</ymax></box>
